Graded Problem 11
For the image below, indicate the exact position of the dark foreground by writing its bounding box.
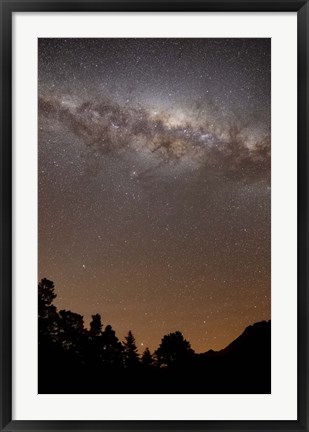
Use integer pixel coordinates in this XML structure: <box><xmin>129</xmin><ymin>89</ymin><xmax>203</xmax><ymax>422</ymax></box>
<box><xmin>39</xmin><ymin>320</ymin><xmax>271</xmax><ymax>394</ymax></box>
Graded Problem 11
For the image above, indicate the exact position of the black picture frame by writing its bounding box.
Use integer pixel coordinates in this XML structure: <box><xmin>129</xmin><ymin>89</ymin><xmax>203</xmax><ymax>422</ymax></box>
<box><xmin>1</xmin><ymin>1</ymin><xmax>308</xmax><ymax>431</ymax></box>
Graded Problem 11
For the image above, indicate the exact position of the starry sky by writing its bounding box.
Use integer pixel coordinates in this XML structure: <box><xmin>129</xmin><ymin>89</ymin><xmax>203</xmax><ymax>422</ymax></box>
<box><xmin>38</xmin><ymin>38</ymin><xmax>271</xmax><ymax>353</ymax></box>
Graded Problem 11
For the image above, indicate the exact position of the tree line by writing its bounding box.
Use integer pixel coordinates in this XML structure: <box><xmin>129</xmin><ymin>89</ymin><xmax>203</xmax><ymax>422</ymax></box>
<box><xmin>38</xmin><ymin>277</ymin><xmax>271</xmax><ymax>394</ymax></box>
<box><xmin>39</xmin><ymin>278</ymin><xmax>194</xmax><ymax>371</ymax></box>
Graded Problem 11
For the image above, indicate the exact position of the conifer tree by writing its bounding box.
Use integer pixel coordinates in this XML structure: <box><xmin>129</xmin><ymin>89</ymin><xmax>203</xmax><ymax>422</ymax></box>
<box><xmin>123</xmin><ymin>330</ymin><xmax>139</xmax><ymax>368</ymax></box>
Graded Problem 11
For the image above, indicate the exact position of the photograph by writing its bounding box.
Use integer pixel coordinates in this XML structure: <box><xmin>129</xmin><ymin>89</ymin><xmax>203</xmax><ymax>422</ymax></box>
<box><xmin>1</xmin><ymin>0</ymin><xmax>308</xmax><ymax>429</ymax></box>
<box><xmin>37</xmin><ymin>37</ymin><xmax>271</xmax><ymax>394</ymax></box>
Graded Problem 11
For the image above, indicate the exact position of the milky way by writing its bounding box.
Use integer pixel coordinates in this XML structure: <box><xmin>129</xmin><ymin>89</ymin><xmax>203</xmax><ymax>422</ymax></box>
<box><xmin>38</xmin><ymin>38</ymin><xmax>271</xmax><ymax>352</ymax></box>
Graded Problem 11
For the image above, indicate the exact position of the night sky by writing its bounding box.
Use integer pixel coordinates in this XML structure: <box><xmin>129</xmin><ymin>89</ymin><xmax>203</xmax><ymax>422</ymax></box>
<box><xmin>38</xmin><ymin>38</ymin><xmax>271</xmax><ymax>353</ymax></box>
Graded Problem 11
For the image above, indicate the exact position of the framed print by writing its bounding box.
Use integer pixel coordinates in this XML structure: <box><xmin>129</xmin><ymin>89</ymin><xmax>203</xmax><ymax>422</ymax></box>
<box><xmin>1</xmin><ymin>1</ymin><xmax>308</xmax><ymax>431</ymax></box>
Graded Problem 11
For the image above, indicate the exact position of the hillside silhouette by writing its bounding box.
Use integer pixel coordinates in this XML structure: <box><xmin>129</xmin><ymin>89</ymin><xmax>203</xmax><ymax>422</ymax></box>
<box><xmin>38</xmin><ymin>278</ymin><xmax>271</xmax><ymax>394</ymax></box>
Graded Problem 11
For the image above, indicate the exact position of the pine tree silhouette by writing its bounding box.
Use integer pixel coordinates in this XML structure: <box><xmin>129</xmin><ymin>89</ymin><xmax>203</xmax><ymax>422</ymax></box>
<box><xmin>123</xmin><ymin>330</ymin><xmax>139</xmax><ymax>368</ymax></box>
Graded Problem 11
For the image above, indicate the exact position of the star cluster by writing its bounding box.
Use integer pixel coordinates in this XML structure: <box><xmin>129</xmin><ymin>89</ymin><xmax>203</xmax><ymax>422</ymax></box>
<box><xmin>39</xmin><ymin>38</ymin><xmax>271</xmax><ymax>352</ymax></box>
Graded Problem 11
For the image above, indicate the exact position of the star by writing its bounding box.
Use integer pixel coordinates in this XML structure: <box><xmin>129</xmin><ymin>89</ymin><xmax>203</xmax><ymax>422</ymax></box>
<box><xmin>39</xmin><ymin>37</ymin><xmax>270</xmax><ymax>353</ymax></box>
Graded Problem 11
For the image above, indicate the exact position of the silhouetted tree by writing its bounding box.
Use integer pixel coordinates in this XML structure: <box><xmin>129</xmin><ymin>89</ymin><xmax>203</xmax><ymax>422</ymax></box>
<box><xmin>89</xmin><ymin>313</ymin><xmax>103</xmax><ymax>337</ymax></box>
<box><xmin>123</xmin><ymin>330</ymin><xmax>139</xmax><ymax>368</ymax></box>
<box><xmin>38</xmin><ymin>278</ymin><xmax>56</xmax><ymax>314</ymax></box>
<box><xmin>86</xmin><ymin>314</ymin><xmax>105</xmax><ymax>368</ymax></box>
<box><xmin>38</xmin><ymin>278</ymin><xmax>58</xmax><ymax>343</ymax></box>
<box><xmin>58</xmin><ymin>310</ymin><xmax>85</xmax><ymax>355</ymax></box>
<box><xmin>155</xmin><ymin>331</ymin><xmax>194</xmax><ymax>367</ymax></box>
<box><xmin>38</xmin><ymin>276</ymin><xmax>271</xmax><ymax>394</ymax></box>
<box><xmin>141</xmin><ymin>347</ymin><xmax>154</xmax><ymax>367</ymax></box>
<box><xmin>102</xmin><ymin>324</ymin><xmax>123</xmax><ymax>367</ymax></box>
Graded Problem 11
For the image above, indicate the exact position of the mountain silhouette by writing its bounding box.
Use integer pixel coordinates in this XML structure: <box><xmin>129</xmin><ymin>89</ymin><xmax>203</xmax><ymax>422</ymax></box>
<box><xmin>38</xmin><ymin>277</ymin><xmax>270</xmax><ymax>394</ymax></box>
<box><xmin>202</xmin><ymin>320</ymin><xmax>271</xmax><ymax>358</ymax></box>
<box><xmin>193</xmin><ymin>320</ymin><xmax>271</xmax><ymax>393</ymax></box>
<box><xmin>39</xmin><ymin>318</ymin><xmax>271</xmax><ymax>394</ymax></box>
